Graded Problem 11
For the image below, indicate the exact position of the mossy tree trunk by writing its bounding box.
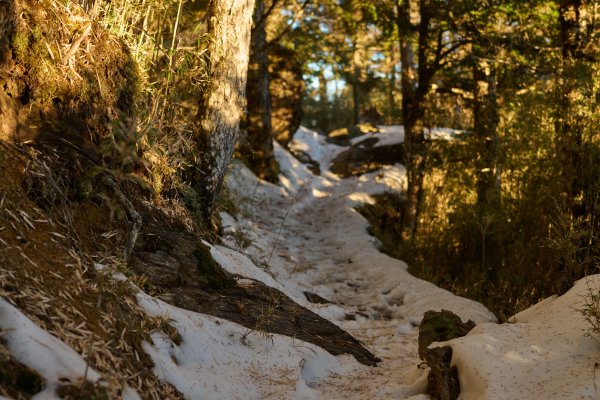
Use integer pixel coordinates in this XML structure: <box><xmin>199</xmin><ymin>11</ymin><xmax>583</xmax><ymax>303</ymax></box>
<box><xmin>193</xmin><ymin>0</ymin><xmax>255</xmax><ymax>222</ymax></box>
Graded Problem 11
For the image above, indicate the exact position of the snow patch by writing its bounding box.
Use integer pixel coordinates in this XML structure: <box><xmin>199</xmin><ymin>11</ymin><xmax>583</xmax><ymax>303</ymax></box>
<box><xmin>0</xmin><ymin>298</ymin><xmax>104</xmax><ymax>399</ymax></box>
<box><xmin>440</xmin><ymin>275</ymin><xmax>600</xmax><ymax>400</ymax></box>
<box><xmin>137</xmin><ymin>292</ymin><xmax>347</xmax><ymax>400</ymax></box>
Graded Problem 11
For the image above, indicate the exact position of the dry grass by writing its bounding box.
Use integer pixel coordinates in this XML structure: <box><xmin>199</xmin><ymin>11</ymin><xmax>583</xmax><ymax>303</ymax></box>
<box><xmin>0</xmin><ymin>145</ymin><xmax>183</xmax><ymax>399</ymax></box>
<box><xmin>77</xmin><ymin>0</ymin><xmax>211</xmax><ymax>197</ymax></box>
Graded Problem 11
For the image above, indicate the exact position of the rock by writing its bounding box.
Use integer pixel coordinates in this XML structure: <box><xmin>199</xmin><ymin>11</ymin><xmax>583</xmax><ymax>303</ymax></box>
<box><xmin>304</xmin><ymin>291</ymin><xmax>331</xmax><ymax>304</ymax></box>
<box><xmin>330</xmin><ymin>142</ymin><xmax>406</xmax><ymax>178</ymax></box>
<box><xmin>289</xmin><ymin>149</ymin><xmax>320</xmax><ymax>175</ymax></box>
<box><xmin>418</xmin><ymin>310</ymin><xmax>475</xmax><ymax>359</ymax></box>
<box><xmin>424</xmin><ymin>346</ymin><xmax>461</xmax><ymax>400</ymax></box>
<box><xmin>326</xmin><ymin>123</ymin><xmax>378</xmax><ymax>146</ymax></box>
<box><xmin>418</xmin><ymin>310</ymin><xmax>476</xmax><ymax>400</ymax></box>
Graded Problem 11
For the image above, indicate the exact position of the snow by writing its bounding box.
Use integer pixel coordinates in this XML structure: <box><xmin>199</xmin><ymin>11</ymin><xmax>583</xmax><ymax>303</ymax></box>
<box><xmin>217</xmin><ymin>126</ymin><xmax>497</xmax><ymax>398</ymax></box>
<box><xmin>288</xmin><ymin>126</ymin><xmax>346</xmax><ymax>173</ymax></box>
<box><xmin>0</xmin><ymin>298</ymin><xmax>102</xmax><ymax>399</ymax></box>
<box><xmin>137</xmin><ymin>291</ymin><xmax>349</xmax><ymax>400</ymax></box>
<box><xmin>3</xmin><ymin>124</ymin><xmax>598</xmax><ymax>400</ymax></box>
<box><xmin>438</xmin><ymin>275</ymin><xmax>600</xmax><ymax>400</ymax></box>
<box><xmin>349</xmin><ymin>125</ymin><xmax>463</xmax><ymax>148</ymax></box>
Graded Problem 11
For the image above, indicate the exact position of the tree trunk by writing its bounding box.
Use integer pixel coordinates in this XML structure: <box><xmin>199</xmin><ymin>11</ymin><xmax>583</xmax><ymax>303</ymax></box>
<box><xmin>193</xmin><ymin>0</ymin><xmax>255</xmax><ymax>222</ymax></box>
<box><xmin>397</xmin><ymin>0</ymin><xmax>429</xmax><ymax>242</ymax></box>
<box><xmin>387</xmin><ymin>42</ymin><xmax>397</xmax><ymax>125</ymax></box>
<box><xmin>268</xmin><ymin>43</ymin><xmax>305</xmax><ymax>146</ymax></box>
<box><xmin>352</xmin><ymin>65</ymin><xmax>361</xmax><ymax>125</ymax></box>
<box><xmin>473</xmin><ymin>58</ymin><xmax>500</xmax><ymax>208</ymax></box>
<box><xmin>0</xmin><ymin>0</ymin><xmax>16</xmax><ymax>65</ymax></box>
<box><xmin>241</xmin><ymin>0</ymin><xmax>279</xmax><ymax>183</ymax></box>
<box><xmin>555</xmin><ymin>0</ymin><xmax>587</xmax><ymax>217</ymax></box>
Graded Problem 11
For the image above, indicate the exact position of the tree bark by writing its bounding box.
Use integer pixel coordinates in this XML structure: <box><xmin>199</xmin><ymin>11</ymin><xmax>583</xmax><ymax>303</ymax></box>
<box><xmin>268</xmin><ymin>43</ymin><xmax>305</xmax><ymax>146</ymax></box>
<box><xmin>387</xmin><ymin>41</ymin><xmax>397</xmax><ymax>125</ymax></box>
<box><xmin>555</xmin><ymin>0</ymin><xmax>587</xmax><ymax>217</ymax></box>
<box><xmin>473</xmin><ymin>57</ymin><xmax>500</xmax><ymax>208</ymax></box>
<box><xmin>241</xmin><ymin>0</ymin><xmax>279</xmax><ymax>183</ymax></box>
<box><xmin>352</xmin><ymin>65</ymin><xmax>362</xmax><ymax>125</ymax></box>
<box><xmin>0</xmin><ymin>0</ymin><xmax>16</xmax><ymax>64</ymax></box>
<box><xmin>397</xmin><ymin>0</ymin><xmax>431</xmax><ymax>242</ymax></box>
<box><xmin>193</xmin><ymin>0</ymin><xmax>255</xmax><ymax>222</ymax></box>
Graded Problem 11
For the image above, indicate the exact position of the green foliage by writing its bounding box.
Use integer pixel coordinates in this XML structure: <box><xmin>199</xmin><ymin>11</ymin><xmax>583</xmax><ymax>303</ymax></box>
<box><xmin>580</xmin><ymin>283</ymin><xmax>600</xmax><ymax>339</ymax></box>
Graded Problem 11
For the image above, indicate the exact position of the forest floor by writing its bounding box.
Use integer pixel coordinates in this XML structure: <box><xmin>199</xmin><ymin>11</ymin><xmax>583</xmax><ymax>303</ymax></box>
<box><xmin>0</xmin><ymin>126</ymin><xmax>599</xmax><ymax>399</ymax></box>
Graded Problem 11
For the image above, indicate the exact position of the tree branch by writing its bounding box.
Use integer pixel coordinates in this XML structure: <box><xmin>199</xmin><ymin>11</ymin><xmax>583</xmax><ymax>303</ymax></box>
<box><xmin>254</xmin><ymin>0</ymin><xmax>285</xmax><ymax>32</ymax></box>
<box><xmin>265</xmin><ymin>0</ymin><xmax>310</xmax><ymax>47</ymax></box>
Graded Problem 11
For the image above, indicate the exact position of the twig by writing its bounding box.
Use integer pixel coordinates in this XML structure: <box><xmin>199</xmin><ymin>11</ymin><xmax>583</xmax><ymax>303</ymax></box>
<box><xmin>102</xmin><ymin>175</ymin><xmax>141</xmax><ymax>262</ymax></box>
<box><xmin>63</xmin><ymin>23</ymin><xmax>93</xmax><ymax>65</ymax></box>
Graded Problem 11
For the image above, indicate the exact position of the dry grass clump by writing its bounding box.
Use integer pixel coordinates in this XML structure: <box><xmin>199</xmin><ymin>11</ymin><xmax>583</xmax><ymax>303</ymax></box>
<box><xmin>580</xmin><ymin>281</ymin><xmax>600</xmax><ymax>339</ymax></box>
<box><xmin>77</xmin><ymin>0</ymin><xmax>211</xmax><ymax>197</ymax></box>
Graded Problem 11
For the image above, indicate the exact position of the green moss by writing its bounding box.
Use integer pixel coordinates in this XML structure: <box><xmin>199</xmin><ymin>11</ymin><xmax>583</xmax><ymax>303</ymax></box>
<box><xmin>31</xmin><ymin>26</ymin><xmax>43</xmax><ymax>44</ymax></box>
<box><xmin>418</xmin><ymin>310</ymin><xmax>475</xmax><ymax>360</ymax></box>
<box><xmin>194</xmin><ymin>243</ymin><xmax>234</xmax><ymax>288</ymax></box>
<box><xmin>12</xmin><ymin>31</ymin><xmax>29</xmax><ymax>62</ymax></box>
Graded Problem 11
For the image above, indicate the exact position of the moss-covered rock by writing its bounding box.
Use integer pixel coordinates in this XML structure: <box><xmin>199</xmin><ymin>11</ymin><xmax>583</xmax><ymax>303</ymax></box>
<box><xmin>418</xmin><ymin>310</ymin><xmax>476</xmax><ymax>400</ymax></box>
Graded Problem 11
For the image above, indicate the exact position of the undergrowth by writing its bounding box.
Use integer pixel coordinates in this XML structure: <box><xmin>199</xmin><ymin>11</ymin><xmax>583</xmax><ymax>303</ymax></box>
<box><xmin>581</xmin><ymin>282</ymin><xmax>600</xmax><ymax>339</ymax></box>
<box><xmin>359</xmin><ymin>185</ymin><xmax>599</xmax><ymax>320</ymax></box>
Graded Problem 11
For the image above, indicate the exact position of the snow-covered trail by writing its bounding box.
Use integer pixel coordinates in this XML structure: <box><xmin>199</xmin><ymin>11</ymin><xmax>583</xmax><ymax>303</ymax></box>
<box><xmin>3</xmin><ymin>126</ymin><xmax>598</xmax><ymax>399</ymax></box>
<box><xmin>220</xmin><ymin>127</ymin><xmax>495</xmax><ymax>398</ymax></box>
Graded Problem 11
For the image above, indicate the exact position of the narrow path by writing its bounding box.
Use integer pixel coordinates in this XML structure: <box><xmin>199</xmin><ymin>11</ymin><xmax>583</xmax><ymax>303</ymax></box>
<box><xmin>223</xmin><ymin>130</ymin><xmax>495</xmax><ymax>399</ymax></box>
